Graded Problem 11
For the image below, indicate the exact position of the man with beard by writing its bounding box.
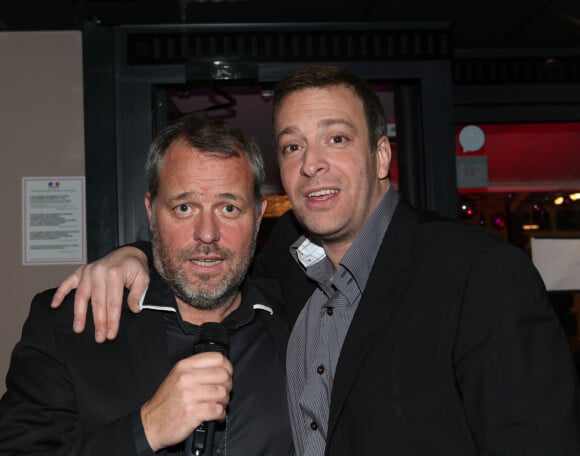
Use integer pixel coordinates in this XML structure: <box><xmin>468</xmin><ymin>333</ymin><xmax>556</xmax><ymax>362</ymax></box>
<box><xmin>47</xmin><ymin>65</ymin><xmax>580</xmax><ymax>456</ymax></box>
<box><xmin>0</xmin><ymin>113</ymin><xmax>292</xmax><ymax>456</ymax></box>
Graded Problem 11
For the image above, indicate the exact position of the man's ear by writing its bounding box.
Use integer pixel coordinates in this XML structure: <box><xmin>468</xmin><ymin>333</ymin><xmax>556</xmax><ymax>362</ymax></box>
<box><xmin>256</xmin><ymin>196</ymin><xmax>268</xmax><ymax>230</ymax></box>
<box><xmin>376</xmin><ymin>135</ymin><xmax>392</xmax><ymax>180</ymax></box>
<box><xmin>145</xmin><ymin>192</ymin><xmax>154</xmax><ymax>231</ymax></box>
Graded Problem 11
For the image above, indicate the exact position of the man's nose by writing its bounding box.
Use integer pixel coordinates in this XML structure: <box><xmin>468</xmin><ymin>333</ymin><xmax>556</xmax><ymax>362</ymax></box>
<box><xmin>301</xmin><ymin>145</ymin><xmax>329</xmax><ymax>178</ymax></box>
<box><xmin>193</xmin><ymin>211</ymin><xmax>220</xmax><ymax>244</ymax></box>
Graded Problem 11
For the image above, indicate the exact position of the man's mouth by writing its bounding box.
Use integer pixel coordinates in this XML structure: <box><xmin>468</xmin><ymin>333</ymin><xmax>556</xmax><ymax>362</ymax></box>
<box><xmin>307</xmin><ymin>189</ymin><xmax>339</xmax><ymax>198</ymax></box>
<box><xmin>190</xmin><ymin>258</ymin><xmax>222</xmax><ymax>266</ymax></box>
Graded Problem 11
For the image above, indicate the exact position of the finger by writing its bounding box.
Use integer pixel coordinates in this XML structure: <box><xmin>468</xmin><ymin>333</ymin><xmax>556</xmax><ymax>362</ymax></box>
<box><xmin>51</xmin><ymin>267</ymin><xmax>83</xmax><ymax>308</ymax></box>
<box><xmin>179</xmin><ymin>356</ymin><xmax>234</xmax><ymax>384</ymax></box>
<box><xmin>196</xmin><ymin>388</ymin><xmax>230</xmax><ymax>415</ymax></box>
<box><xmin>125</xmin><ymin>273</ymin><xmax>149</xmax><ymax>314</ymax></box>
<box><xmin>72</xmin><ymin>295</ymin><xmax>88</xmax><ymax>334</ymax></box>
<box><xmin>187</xmin><ymin>352</ymin><xmax>232</xmax><ymax>372</ymax></box>
<box><xmin>87</xmin><ymin>264</ymin><xmax>109</xmax><ymax>343</ymax></box>
<box><xmin>70</xmin><ymin>266</ymin><xmax>96</xmax><ymax>334</ymax></box>
<box><xmin>105</xmin><ymin>268</ymin><xmax>124</xmax><ymax>340</ymax></box>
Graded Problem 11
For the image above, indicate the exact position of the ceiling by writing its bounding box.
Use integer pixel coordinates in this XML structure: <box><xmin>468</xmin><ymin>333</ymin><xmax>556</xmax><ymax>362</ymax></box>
<box><xmin>1</xmin><ymin>0</ymin><xmax>580</xmax><ymax>50</ymax></box>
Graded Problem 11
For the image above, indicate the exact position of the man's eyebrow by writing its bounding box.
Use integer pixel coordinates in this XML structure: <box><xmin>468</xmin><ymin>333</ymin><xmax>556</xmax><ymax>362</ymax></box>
<box><xmin>216</xmin><ymin>192</ymin><xmax>244</xmax><ymax>202</ymax></box>
<box><xmin>169</xmin><ymin>191</ymin><xmax>244</xmax><ymax>203</ymax></box>
<box><xmin>319</xmin><ymin>118</ymin><xmax>358</xmax><ymax>132</ymax></box>
<box><xmin>276</xmin><ymin>118</ymin><xmax>358</xmax><ymax>142</ymax></box>
<box><xmin>169</xmin><ymin>191</ymin><xmax>198</xmax><ymax>202</ymax></box>
<box><xmin>276</xmin><ymin>126</ymin><xmax>301</xmax><ymax>142</ymax></box>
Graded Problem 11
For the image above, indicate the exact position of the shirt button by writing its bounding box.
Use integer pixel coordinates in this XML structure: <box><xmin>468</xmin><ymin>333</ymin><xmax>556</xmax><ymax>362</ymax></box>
<box><xmin>310</xmin><ymin>421</ymin><xmax>318</xmax><ymax>430</ymax></box>
<box><xmin>326</xmin><ymin>308</ymin><xmax>334</xmax><ymax>316</ymax></box>
<box><xmin>317</xmin><ymin>365</ymin><xmax>325</xmax><ymax>375</ymax></box>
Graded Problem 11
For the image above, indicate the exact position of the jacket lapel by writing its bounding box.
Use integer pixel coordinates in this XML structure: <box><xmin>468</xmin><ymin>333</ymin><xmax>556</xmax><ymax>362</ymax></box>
<box><xmin>327</xmin><ymin>201</ymin><xmax>418</xmax><ymax>439</ymax></box>
<box><xmin>127</xmin><ymin>309</ymin><xmax>172</xmax><ymax>403</ymax></box>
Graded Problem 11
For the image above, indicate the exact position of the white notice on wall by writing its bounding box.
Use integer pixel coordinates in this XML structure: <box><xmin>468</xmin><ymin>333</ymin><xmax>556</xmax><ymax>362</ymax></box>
<box><xmin>22</xmin><ymin>177</ymin><xmax>86</xmax><ymax>265</ymax></box>
<box><xmin>531</xmin><ymin>237</ymin><xmax>580</xmax><ymax>291</ymax></box>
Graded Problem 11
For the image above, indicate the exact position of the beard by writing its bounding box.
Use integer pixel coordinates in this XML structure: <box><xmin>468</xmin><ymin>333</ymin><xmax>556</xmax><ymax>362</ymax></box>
<box><xmin>152</xmin><ymin>229</ymin><xmax>257</xmax><ymax>311</ymax></box>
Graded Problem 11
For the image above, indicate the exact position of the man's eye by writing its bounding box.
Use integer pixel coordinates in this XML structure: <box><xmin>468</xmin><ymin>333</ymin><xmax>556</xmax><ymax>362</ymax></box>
<box><xmin>281</xmin><ymin>144</ymin><xmax>301</xmax><ymax>154</ymax></box>
<box><xmin>330</xmin><ymin>135</ymin><xmax>347</xmax><ymax>144</ymax></box>
<box><xmin>173</xmin><ymin>204</ymin><xmax>191</xmax><ymax>216</ymax></box>
<box><xmin>223</xmin><ymin>204</ymin><xmax>241</xmax><ymax>216</ymax></box>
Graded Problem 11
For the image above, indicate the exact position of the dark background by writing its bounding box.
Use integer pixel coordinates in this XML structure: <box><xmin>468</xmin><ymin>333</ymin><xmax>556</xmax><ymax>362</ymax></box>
<box><xmin>1</xmin><ymin>0</ymin><xmax>580</xmax><ymax>50</ymax></box>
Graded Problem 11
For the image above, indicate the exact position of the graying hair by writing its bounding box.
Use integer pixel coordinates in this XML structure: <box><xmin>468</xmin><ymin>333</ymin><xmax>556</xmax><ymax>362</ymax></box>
<box><xmin>146</xmin><ymin>113</ymin><xmax>265</xmax><ymax>212</ymax></box>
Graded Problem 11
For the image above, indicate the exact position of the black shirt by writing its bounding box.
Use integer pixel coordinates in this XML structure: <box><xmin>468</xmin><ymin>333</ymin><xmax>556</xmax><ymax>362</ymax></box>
<box><xmin>135</xmin><ymin>268</ymin><xmax>292</xmax><ymax>455</ymax></box>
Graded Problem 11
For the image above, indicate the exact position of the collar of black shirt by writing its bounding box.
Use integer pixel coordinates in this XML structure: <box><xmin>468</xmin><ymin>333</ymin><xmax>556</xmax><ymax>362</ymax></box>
<box><xmin>142</xmin><ymin>266</ymin><xmax>266</xmax><ymax>333</ymax></box>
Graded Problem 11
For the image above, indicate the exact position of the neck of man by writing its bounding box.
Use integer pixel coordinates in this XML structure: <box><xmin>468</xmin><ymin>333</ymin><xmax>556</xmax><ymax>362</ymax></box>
<box><xmin>322</xmin><ymin>181</ymin><xmax>390</xmax><ymax>269</ymax></box>
<box><xmin>320</xmin><ymin>242</ymin><xmax>351</xmax><ymax>271</ymax></box>
<box><xmin>176</xmin><ymin>292</ymin><xmax>242</xmax><ymax>326</ymax></box>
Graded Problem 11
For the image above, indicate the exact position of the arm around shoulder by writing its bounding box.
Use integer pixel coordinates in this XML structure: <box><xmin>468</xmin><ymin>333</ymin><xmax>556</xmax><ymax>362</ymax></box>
<box><xmin>50</xmin><ymin>242</ymin><xmax>152</xmax><ymax>343</ymax></box>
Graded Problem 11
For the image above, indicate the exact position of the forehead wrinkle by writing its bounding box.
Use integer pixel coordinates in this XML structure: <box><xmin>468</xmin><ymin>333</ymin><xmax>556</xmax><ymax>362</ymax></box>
<box><xmin>169</xmin><ymin>191</ymin><xmax>244</xmax><ymax>203</ymax></box>
<box><xmin>276</xmin><ymin>118</ymin><xmax>358</xmax><ymax>142</ymax></box>
<box><xmin>165</xmin><ymin>191</ymin><xmax>198</xmax><ymax>203</ymax></box>
<box><xmin>217</xmin><ymin>192</ymin><xmax>245</xmax><ymax>202</ymax></box>
<box><xmin>318</xmin><ymin>117</ymin><xmax>358</xmax><ymax>132</ymax></box>
<box><xmin>276</xmin><ymin>125</ymin><xmax>302</xmax><ymax>142</ymax></box>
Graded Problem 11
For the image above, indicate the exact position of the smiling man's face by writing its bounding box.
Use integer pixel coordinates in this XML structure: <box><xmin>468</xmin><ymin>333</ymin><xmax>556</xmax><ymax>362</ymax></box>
<box><xmin>275</xmin><ymin>85</ymin><xmax>391</xmax><ymax>262</ymax></box>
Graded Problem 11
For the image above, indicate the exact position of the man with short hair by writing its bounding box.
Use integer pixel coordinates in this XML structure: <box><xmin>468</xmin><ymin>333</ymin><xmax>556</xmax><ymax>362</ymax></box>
<box><xmin>0</xmin><ymin>113</ymin><xmax>292</xmax><ymax>455</ymax></box>
<box><xmin>48</xmin><ymin>66</ymin><xmax>580</xmax><ymax>455</ymax></box>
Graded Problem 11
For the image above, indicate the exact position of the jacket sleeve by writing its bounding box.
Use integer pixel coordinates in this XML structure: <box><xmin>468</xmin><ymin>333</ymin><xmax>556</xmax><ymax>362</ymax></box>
<box><xmin>454</xmin><ymin>243</ymin><xmax>580</xmax><ymax>455</ymax></box>
<box><xmin>129</xmin><ymin>240</ymin><xmax>154</xmax><ymax>266</ymax></box>
<box><xmin>0</xmin><ymin>290</ymin><xmax>141</xmax><ymax>456</ymax></box>
<box><xmin>250</xmin><ymin>210</ymin><xmax>314</xmax><ymax>326</ymax></box>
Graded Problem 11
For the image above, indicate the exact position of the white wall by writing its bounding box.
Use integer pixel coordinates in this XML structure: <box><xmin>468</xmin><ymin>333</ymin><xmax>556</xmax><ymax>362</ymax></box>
<box><xmin>0</xmin><ymin>31</ymin><xmax>85</xmax><ymax>394</ymax></box>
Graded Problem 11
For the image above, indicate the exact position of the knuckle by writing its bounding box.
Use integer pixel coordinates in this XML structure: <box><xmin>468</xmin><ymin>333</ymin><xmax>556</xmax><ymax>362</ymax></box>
<box><xmin>108</xmin><ymin>264</ymin><xmax>124</xmax><ymax>280</ymax></box>
<box><xmin>91</xmin><ymin>262</ymin><xmax>106</xmax><ymax>276</ymax></box>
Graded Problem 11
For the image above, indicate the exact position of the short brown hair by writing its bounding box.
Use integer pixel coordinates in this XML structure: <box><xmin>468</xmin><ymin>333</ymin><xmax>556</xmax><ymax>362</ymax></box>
<box><xmin>273</xmin><ymin>65</ymin><xmax>389</xmax><ymax>152</ymax></box>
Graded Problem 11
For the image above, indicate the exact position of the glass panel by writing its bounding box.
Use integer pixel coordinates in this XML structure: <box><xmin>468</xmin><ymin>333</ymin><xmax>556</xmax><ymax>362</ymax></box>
<box><xmin>155</xmin><ymin>82</ymin><xmax>399</xmax><ymax>248</ymax></box>
<box><xmin>455</xmin><ymin>122</ymin><xmax>580</xmax><ymax>251</ymax></box>
<box><xmin>455</xmin><ymin>122</ymin><xmax>580</xmax><ymax>362</ymax></box>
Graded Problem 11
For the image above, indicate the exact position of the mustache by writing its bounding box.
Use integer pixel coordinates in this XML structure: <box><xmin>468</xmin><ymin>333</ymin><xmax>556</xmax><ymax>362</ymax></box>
<box><xmin>176</xmin><ymin>244</ymin><xmax>233</xmax><ymax>260</ymax></box>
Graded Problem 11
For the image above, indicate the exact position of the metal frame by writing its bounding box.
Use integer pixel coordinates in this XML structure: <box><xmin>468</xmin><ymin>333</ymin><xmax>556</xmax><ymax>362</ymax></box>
<box><xmin>83</xmin><ymin>21</ymin><xmax>456</xmax><ymax>259</ymax></box>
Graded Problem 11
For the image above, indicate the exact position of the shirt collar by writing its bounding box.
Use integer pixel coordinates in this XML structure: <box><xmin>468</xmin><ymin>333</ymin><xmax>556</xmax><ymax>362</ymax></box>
<box><xmin>341</xmin><ymin>186</ymin><xmax>399</xmax><ymax>291</ymax></box>
<box><xmin>294</xmin><ymin>237</ymin><xmax>326</xmax><ymax>268</ymax></box>
<box><xmin>291</xmin><ymin>186</ymin><xmax>400</xmax><ymax>290</ymax></box>
<box><xmin>139</xmin><ymin>267</ymin><xmax>273</xmax><ymax>331</ymax></box>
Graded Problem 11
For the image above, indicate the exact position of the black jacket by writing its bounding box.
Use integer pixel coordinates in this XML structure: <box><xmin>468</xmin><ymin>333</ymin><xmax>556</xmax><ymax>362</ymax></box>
<box><xmin>252</xmin><ymin>200</ymin><xmax>580</xmax><ymax>455</ymax></box>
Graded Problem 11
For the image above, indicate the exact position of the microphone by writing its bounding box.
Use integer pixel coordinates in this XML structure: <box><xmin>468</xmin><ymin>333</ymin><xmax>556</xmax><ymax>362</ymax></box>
<box><xmin>184</xmin><ymin>322</ymin><xmax>229</xmax><ymax>456</ymax></box>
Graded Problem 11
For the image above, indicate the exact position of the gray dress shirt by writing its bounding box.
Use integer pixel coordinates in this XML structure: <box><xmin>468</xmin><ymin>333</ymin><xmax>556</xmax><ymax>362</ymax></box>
<box><xmin>286</xmin><ymin>187</ymin><xmax>399</xmax><ymax>456</ymax></box>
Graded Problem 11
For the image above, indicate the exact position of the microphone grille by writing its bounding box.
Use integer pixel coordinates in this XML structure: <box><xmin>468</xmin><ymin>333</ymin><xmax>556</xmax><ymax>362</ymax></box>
<box><xmin>193</xmin><ymin>322</ymin><xmax>229</xmax><ymax>356</ymax></box>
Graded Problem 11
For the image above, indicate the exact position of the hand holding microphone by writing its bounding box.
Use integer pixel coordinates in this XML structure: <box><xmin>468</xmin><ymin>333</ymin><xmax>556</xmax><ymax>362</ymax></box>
<box><xmin>185</xmin><ymin>323</ymin><xmax>229</xmax><ymax>456</ymax></box>
<box><xmin>140</xmin><ymin>322</ymin><xmax>231</xmax><ymax>454</ymax></box>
